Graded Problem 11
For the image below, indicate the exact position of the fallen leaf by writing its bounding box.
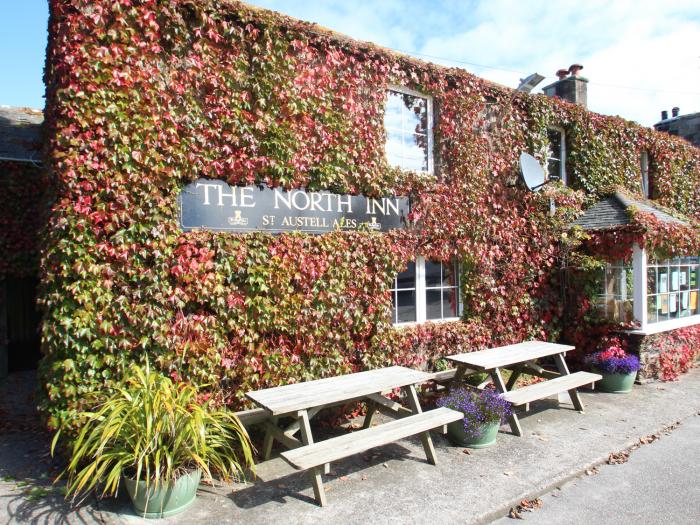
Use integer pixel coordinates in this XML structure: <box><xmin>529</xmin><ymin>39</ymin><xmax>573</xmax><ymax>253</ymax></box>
<box><xmin>607</xmin><ymin>451</ymin><xmax>629</xmax><ymax>465</ymax></box>
<box><xmin>339</xmin><ymin>476</ymin><xmax>349</xmax><ymax>481</ymax></box>
<box><xmin>462</xmin><ymin>449</ymin><xmax>471</xmax><ymax>455</ymax></box>
<box><xmin>503</xmin><ymin>471</ymin><xmax>513</xmax><ymax>477</ymax></box>
<box><xmin>509</xmin><ymin>508</ymin><xmax>523</xmax><ymax>520</ymax></box>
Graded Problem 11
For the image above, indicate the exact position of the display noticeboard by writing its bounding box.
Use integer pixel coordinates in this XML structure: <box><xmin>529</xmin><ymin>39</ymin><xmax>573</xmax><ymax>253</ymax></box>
<box><xmin>179</xmin><ymin>179</ymin><xmax>410</xmax><ymax>234</ymax></box>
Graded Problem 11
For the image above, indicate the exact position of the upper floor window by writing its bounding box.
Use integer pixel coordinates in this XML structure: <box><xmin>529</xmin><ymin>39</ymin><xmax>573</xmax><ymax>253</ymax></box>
<box><xmin>640</xmin><ymin>151</ymin><xmax>650</xmax><ymax>198</ymax></box>
<box><xmin>390</xmin><ymin>257</ymin><xmax>461</xmax><ymax>325</ymax></box>
<box><xmin>546</xmin><ymin>128</ymin><xmax>566</xmax><ymax>184</ymax></box>
<box><xmin>384</xmin><ymin>87</ymin><xmax>433</xmax><ymax>174</ymax></box>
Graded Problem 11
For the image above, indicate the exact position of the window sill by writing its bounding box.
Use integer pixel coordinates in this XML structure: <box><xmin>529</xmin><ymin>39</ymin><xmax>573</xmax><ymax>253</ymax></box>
<box><xmin>393</xmin><ymin>317</ymin><xmax>461</xmax><ymax>329</ymax></box>
<box><xmin>624</xmin><ymin>315</ymin><xmax>700</xmax><ymax>336</ymax></box>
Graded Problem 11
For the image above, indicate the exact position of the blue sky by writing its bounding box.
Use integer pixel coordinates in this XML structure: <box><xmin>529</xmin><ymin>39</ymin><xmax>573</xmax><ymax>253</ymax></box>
<box><xmin>2</xmin><ymin>1</ymin><xmax>699</xmax><ymax>126</ymax></box>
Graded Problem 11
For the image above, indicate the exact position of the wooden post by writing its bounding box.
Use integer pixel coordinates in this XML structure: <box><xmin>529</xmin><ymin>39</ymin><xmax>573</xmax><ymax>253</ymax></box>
<box><xmin>0</xmin><ymin>280</ymin><xmax>7</xmax><ymax>380</ymax></box>
<box><xmin>297</xmin><ymin>410</ymin><xmax>327</xmax><ymax>507</ymax></box>
<box><xmin>403</xmin><ymin>384</ymin><xmax>438</xmax><ymax>465</ymax></box>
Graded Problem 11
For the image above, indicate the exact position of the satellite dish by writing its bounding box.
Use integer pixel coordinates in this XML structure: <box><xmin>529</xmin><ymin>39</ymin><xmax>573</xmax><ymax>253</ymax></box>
<box><xmin>519</xmin><ymin>152</ymin><xmax>547</xmax><ymax>192</ymax></box>
<box><xmin>516</xmin><ymin>73</ymin><xmax>545</xmax><ymax>93</ymax></box>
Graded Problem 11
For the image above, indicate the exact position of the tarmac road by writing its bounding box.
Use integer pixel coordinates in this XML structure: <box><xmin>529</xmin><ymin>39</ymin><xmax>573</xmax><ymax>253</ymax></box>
<box><xmin>493</xmin><ymin>412</ymin><xmax>700</xmax><ymax>525</ymax></box>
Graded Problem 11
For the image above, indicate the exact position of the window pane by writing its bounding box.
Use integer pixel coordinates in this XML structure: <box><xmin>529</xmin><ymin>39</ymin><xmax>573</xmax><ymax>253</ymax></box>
<box><xmin>658</xmin><ymin>266</ymin><xmax>668</xmax><ymax>293</ymax></box>
<box><xmin>647</xmin><ymin>295</ymin><xmax>657</xmax><ymax>324</ymax></box>
<box><xmin>396</xmin><ymin>290</ymin><xmax>416</xmax><ymax>323</ymax></box>
<box><xmin>425</xmin><ymin>290</ymin><xmax>442</xmax><ymax>320</ymax></box>
<box><xmin>547</xmin><ymin>130</ymin><xmax>562</xmax><ymax>159</ymax></box>
<box><xmin>658</xmin><ymin>294</ymin><xmax>670</xmax><ymax>321</ymax></box>
<box><xmin>425</xmin><ymin>260</ymin><xmax>442</xmax><ymax>287</ymax></box>
<box><xmin>384</xmin><ymin>91</ymin><xmax>404</xmax><ymax>130</ymax></box>
<box><xmin>443</xmin><ymin>287</ymin><xmax>459</xmax><ymax>318</ymax></box>
<box><xmin>443</xmin><ymin>261</ymin><xmax>459</xmax><ymax>286</ymax></box>
<box><xmin>547</xmin><ymin>159</ymin><xmax>561</xmax><ymax>180</ymax></box>
<box><xmin>647</xmin><ymin>267</ymin><xmax>657</xmax><ymax>295</ymax></box>
<box><xmin>670</xmin><ymin>267</ymin><xmax>679</xmax><ymax>291</ymax></box>
<box><xmin>395</xmin><ymin>262</ymin><xmax>416</xmax><ymax>290</ymax></box>
<box><xmin>403</xmin><ymin>94</ymin><xmax>427</xmax><ymax>134</ymax></box>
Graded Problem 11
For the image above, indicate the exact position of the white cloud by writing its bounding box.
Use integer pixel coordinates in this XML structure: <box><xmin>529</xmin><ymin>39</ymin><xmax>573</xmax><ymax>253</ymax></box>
<box><xmin>247</xmin><ymin>0</ymin><xmax>700</xmax><ymax>126</ymax></box>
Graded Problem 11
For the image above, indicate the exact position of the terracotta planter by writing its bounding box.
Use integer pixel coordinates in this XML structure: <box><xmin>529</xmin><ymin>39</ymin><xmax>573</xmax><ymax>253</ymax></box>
<box><xmin>124</xmin><ymin>470</ymin><xmax>201</xmax><ymax>519</ymax></box>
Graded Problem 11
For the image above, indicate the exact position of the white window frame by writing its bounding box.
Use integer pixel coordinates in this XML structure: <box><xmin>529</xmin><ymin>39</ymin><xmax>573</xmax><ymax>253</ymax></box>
<box><xmin>626</xmin><ymin>245</ymin><xmax>700</xmax><ymax>335</ymax></box>
<box><xmin>546</xmin><ymin>127</ymin><xmax>567</xmax><ymax>185</ymax></box>
<box><xmin>385</xmin><ymin>85</ymin><xmax>434</xmax><ymax>175</ymax></box>
<box><xmin>391</xmin><ymin>256</ymin><xmax>461</xmax><ymax>326</ymax></box>
<box><xmin>640</xmin><ymin>151</ymin><xmax>650</xmax><ymax>198</ymax></box>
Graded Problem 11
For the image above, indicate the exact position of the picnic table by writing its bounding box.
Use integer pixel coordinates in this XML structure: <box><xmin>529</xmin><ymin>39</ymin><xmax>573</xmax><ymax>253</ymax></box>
<box><xmin>246</xmin><ymin>366</ymin><xmax>462</xmax><ymax>506</ymax></box>
<box><xmin>445</xmin><ymin>340</ymin><xmax>601</xmax><ymax>437</ymax></box>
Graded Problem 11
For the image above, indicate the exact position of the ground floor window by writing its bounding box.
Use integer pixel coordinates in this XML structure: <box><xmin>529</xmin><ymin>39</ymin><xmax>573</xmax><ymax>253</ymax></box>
<box><xmin>596</xmin><ymin>248</ymin><xmax>700</xmax><ymax>334</ymax></box>
<box><xmin>646</xmin><ymin>257</ymin><xmax>700</xmax><ymax>323</ymax></box>
<box><xmin>391</xmin><ymin>257</ymin><xmax>461</xmax><ymax>325</ymax></box>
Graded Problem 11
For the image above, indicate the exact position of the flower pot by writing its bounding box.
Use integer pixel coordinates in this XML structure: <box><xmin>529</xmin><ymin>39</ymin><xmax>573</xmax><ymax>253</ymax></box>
<box><xmin>124</xmin><ymin>469</ymin><xmax>201</xmax><ymax>519</ymax></box>
<box><xmin>596</xmin><ymin>370</ymin><xmax>637</xmax><ymax>394</ymax></box>
<box><xmin>447</xmin><ymin>420</ymin><xmax>500</xmax><ymax>448</ymax></box>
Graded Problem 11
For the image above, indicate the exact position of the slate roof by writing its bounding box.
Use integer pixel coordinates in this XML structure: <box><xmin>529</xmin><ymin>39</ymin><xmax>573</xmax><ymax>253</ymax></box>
<box><xmin>573</xmin><ymin>191</ymin><xmax>688</xmax><ymax>230</ymax></box>
<box><xmin>0</xmin><ymin>106</ymin><xmax>44</xmax><ymax>163</ymax></box>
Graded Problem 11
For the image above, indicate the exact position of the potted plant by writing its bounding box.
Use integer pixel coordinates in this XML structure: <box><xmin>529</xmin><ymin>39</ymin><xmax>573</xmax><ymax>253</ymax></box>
<box><xmin>52</xmin><ymin>362</ymin><xmax>254</xmax><ymax>518</ymax></box>
<box><xmin>587</xmin><ymin>345</ymin><xmax>640</xmax><ymax>393</ymax></box>
<box><xmin>437</xmin><ymin>387</ymin><xmax>512</xmax><ymax>448</ymax></box>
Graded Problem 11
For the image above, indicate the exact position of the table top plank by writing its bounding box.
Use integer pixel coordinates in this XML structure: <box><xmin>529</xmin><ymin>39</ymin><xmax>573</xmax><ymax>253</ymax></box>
<box><xmin>444</xmin><ymin>340</ymin><xmax>575</xmax><ymax>371</ymax></box>
<box><xmin>246</xmin><ymin>366</ymin><xmax>431</xmax><ymax>416</ymax></box>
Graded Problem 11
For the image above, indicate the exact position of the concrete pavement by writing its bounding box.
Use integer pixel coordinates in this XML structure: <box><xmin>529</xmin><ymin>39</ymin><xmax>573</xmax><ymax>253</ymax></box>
<box><xmin>493</xmin><ymin>412</ymin><xmax>700</xmax><ymax>525</ymax></box>
<box><xmin>1</xmin><ymin>368</ymin><xmax>699</xmax><ymax>524</ymax></box>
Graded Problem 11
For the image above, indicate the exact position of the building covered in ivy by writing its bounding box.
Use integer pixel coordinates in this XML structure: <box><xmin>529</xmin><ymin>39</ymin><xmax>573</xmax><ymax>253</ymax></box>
<box><xmin>5</xmin><ymin>0</ymin><xmax>699</xmax><ymax>427</ymax></box>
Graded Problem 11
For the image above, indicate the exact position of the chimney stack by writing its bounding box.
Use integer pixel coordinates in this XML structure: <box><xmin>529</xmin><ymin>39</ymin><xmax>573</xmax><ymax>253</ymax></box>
<box><xmin>542</xmin><ymin>64</ymin><xmax>588</xmax><ymax>108</ymax></box>
<box><xmin>661</xmin><ymin>110</ymin><xmax>668</xmax><ymax>120</ymax></box>
<box><xmin>672</xmin><ymin>107</ymin><xmax>680</xmax><ymax>118</ymax></box>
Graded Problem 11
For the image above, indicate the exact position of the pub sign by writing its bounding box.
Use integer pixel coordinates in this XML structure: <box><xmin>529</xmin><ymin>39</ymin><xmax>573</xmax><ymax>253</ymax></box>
<box><xmin>179</xmin><ymin>179</ymin><xmax>410</xmax><ymax>234</ymax></box>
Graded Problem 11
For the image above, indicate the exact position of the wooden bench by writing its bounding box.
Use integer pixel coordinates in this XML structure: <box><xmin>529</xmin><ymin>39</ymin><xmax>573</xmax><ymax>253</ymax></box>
<box><xmin>445</xmin><ymin>341</ymin><xmax>601</xmax><ymax>436</ymax></box>
<box><xmin>281</xmin><ymin>407</ymin><xmax>462</xmax><ymax>505</ymax></box>
<box><xmin>500</xmin><ymin>372</ymin><xmax>601</xmax><ymax>407</ymax></box>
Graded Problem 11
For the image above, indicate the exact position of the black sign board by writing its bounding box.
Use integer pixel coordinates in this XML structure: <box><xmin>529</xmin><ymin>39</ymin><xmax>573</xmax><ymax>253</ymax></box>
<box><xmin>179</xmin><ymin>179</ymin><xmax>410</xmax><ymax>234</ymax></box>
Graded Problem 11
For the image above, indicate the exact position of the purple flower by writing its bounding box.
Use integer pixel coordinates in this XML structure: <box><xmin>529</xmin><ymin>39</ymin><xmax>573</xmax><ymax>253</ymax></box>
<box><xmin>437</xmin><ymin>387</ymin><xmax>512</xmax><ymax>437</ymax></box>
<box><xmin>586</xmin><ymin>351</ymin><xmax>641</xmax><ymax>374</ymax></box>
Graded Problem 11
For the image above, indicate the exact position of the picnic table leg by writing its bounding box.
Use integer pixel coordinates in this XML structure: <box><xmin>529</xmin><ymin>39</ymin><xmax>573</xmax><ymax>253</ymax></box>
<box><xmin>363</xmin><ymin>399</ymin><xmax>377</xmax><ymax>429</ymax></box>
<box><xmin>553</xmin><ymin>353</ymin><xmax>585</xmax><ymax>412</ymax></box>
<box><xmin>490</xmin><ymin>368</ymin><xmax>523</xmax><ymax>437</ymax></box>
<box><xmin>297</xmin><ymin>409</ymin><xmax>327</xmax><ymax>507</ymax></box>
<box><xmin>262</xmin><ymin>416</ymin><xmax>278</xmax><ymax>460</ymax></box>
<box><xmin>451</xmin><ymin>364</ymin><xmax>467</xmax><ymax>388</ymax></box>
<box><xmin>403</xmin><ymin>384</ymin><xmax>438</xmax><ymax>465</ymax></box>
<box><xmin>506</xmin><ymin>365</ymin><xmax>522</xmax><ymax>390</ymax></box>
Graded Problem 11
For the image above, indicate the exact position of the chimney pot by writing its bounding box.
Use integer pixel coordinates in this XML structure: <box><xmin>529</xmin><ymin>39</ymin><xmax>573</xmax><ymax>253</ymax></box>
<box><xmin>568</xmin><ymin>63</ymin><xmax>584</xmax><ymax>76</ymax></box>
<box><xmin>661</xmin><ymin>110</ymin><xmax>668</xmax><ymax>120</ymax></box>
<box><xmin>672</xmin><ymin>107</ymin><xmax>680</xmax><ymax>117</ymax></box>
<box><xmin>556</xmin><ymin>69</ymin><xmax>569</xmax><ymax>80</ymax></box>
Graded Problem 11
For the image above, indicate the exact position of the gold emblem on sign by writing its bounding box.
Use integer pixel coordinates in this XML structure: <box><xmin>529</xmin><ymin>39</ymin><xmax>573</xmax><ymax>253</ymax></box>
<box><xmin>228</xmin><ymin>210</ymin><xmax>249</xmax><ymax>226</ymax></box>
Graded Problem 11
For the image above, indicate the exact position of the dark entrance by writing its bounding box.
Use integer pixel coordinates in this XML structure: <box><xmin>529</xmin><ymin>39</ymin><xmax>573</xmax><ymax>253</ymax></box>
<box><xmin>1</xmin><ymin>277</ymin><xmax>41</xmax><ymax>376</ymax></box>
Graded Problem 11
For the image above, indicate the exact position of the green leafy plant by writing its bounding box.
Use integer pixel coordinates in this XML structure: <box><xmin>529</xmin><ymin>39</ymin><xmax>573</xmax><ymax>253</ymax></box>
<box><xmin>51</xmin><ymin>362</ymin><xmax>254</xmax><ymax>501</ymax></box>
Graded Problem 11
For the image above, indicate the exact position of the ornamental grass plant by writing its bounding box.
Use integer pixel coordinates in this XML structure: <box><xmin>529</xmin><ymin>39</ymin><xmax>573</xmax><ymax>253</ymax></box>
<box><xmin>437</xmin><ymin>387</ymin><xmax>512</xmax><ymax>437</ymax></box>
<box><xmin>51</xmin><ymin>362</ymin><xmax>254</xmax><ymax>502</ymax></box>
